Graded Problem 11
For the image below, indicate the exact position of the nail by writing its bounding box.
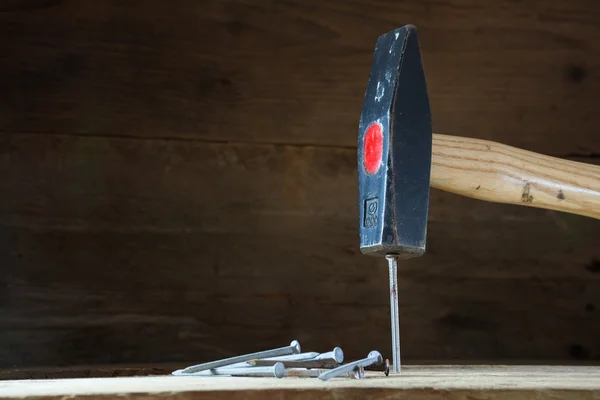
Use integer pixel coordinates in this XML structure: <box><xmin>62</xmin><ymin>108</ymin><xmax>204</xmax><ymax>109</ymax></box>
<box><xmin>363</xmin><ymin>358</ymin><xmax>390</xmax><ymax>375</ymax></box>
<box><xmin>312</xmin><ymin>347</ymin><xmax>344</xmax><ymax>363</ymax></box>
<box><xmin>172</xmin><ymin>362</ymin><xmax>249</xmax><ymax>376</ymax></box>
<box><xmin>249</xmin><ymin>347</ymin><xmax>344</xmax><ymax>368</ymax></box>
<box><xmin>386</xmin><ymin>255</ymin><xmax>401</xmax><ymax>374</ymax></box>
<box><xmin>255</xmin><ymin>352</ymin><xmax>320</xmax><ymax>362</ymax></box>
<box><xmin>250</xmin><ymin>359</ymin><xmax>339</xmax><ymax>369</ymax></box>
<box><xmin>176</xmin><ymin>362</ymin><xmax>286</xmax><ymax>378</ymax></box>
<box><xmin>347</xmin><ymin>365</ymin><xmax>365</xmax><ymax>379</ymax></box>
<box><xmin>318</xmin><ymin>351</ymin><xmax>383</xmax><ymax>381</ymax></box>
<box><xmin>174</xmin><ymin>340</ymin><xmax>301</xmax><ymax>375</ymax></box>
<box><xmin>284</xmin><ymin>368</ymin><xmax>328</xmax><ymax>378</ymax></box>
<box><xmin>189</xmin><ymin>350</ymin><xmax>318</xmax><ymax>372</ymax></box>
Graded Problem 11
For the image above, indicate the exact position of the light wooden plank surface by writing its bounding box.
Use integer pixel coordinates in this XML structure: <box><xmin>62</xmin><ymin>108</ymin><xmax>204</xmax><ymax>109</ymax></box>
<box><xmin>2</xmin><ymin>366</ymin><xmax>600</xmax><ymax>400</ymax></box>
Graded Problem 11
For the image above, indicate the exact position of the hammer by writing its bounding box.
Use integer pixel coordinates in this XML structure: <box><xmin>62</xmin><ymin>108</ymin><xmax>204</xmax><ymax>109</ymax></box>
<box><xmin>357</xmin><ymin>25</ymin><xmax>600</xmax><ymax>374</ymax></box>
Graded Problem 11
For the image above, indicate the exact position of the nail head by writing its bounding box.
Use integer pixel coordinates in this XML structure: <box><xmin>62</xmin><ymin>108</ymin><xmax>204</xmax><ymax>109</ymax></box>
<box><xmin>273</xmin><ymin>362</ymin><xmax>285</xmax><ymax>378</ymax></box>
<box><xmin>368</xmin><ymin>350</ymin><xmax>383</xmax><ymax>363</ymax></box>
<box><xmin>333</xmin><ymin>347</ymin><xmax>344</xmax><ymax>363</ymax></box>
<box><xmin>290</xmin><ymin>340</ymin><xmax>301</xmax><ymax>354</ymax></box>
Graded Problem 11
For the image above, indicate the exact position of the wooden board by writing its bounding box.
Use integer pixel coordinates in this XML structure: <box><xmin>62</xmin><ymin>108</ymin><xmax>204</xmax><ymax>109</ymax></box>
<box><xmin>1</xmin><ymin>133</ymin><xmax>599</xmax><ymax>367</ymax></box>
<box><xmin>0</xmin><ymin>364</ymin><xmax>177</xmax><ymax>380</ymax></box>
<box><xmin>1</xmin><ymin>0</ymin><xmax>600</xmax><ymax>369</ymax></box>
<box><xmin>0</xmin><ymin>0</ymin><xmax>599</xmax><ymax>154</ymax></box>
<box><xmin>2</xmin><ymin>366</ymin><xmax>600</xmax><ymax>400</ymax></box>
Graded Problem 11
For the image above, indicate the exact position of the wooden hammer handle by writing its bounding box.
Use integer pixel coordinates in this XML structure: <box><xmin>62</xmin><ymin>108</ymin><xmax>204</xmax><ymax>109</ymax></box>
<box><xmin>430</xmin><ymin>134</ymin><xmax>600</xmax><ymax>220</ymax></box>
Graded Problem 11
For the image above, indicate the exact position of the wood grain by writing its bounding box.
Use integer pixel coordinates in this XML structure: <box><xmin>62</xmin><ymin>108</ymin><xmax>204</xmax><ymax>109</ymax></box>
<box><xmin>2</xmin><ymin>366</ymin><xmax>600</xmax><ymax>400</ymax></box>
<box><xmin>0</xmin><ymin>1</ymin><xmax>599</xmax><ymax>155</ymax></box>
<box><xmin>1</xmin><ymin>0</ymin><xmax>600</xmax><ymax>370</ymax></box>
<box><xmin>0</xmin><ymin>364</ymin><xmax>174</xmax><ymax>380</ymax></box>
<box><xmin>1</xmin><ymin>133</ymin><xmax>600</xmax><ymax>368</ymax></box>
<box><xmin>431</xmin><ymin>134</ymin><xmax>600</xmax><ymax>219</ymax></box>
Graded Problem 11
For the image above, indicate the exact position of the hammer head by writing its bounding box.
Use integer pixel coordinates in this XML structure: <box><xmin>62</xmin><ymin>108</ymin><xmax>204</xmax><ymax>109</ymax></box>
<box><xmin>358</xmin><ymin>25</ymin><xmax>432</xmax><ymax>258</ymax></box>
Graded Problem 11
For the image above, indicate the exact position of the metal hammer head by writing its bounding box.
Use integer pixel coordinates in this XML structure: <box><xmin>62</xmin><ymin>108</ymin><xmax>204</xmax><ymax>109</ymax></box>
<box><xmin>358</xmin><ymin>25</ymin><xmax>432</xmax><ymax>258</ymax></box>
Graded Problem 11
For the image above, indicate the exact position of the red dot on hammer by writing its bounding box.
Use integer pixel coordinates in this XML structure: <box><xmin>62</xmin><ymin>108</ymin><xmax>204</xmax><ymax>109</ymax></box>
<box><xmin>363</xmin><ymin>122</ymin><xmax>383</xmax><ymax>174</ymax></box>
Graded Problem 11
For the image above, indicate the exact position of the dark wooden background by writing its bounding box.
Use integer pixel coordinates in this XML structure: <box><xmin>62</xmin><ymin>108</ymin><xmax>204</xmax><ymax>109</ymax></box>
<box><xmin>0</xmin><ymin>0</ymin><xmax>599</xmax><ymax>369</ymax></box>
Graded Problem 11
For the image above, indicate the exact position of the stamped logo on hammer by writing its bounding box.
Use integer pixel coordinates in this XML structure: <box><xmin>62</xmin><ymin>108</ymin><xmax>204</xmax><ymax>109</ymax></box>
<box><xmin>364</xmin><ymin>197</ymin><xmax>379</xmax><ymax>228</ymax></box>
